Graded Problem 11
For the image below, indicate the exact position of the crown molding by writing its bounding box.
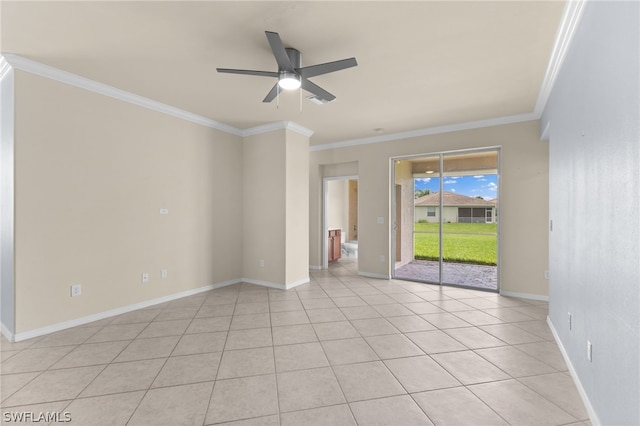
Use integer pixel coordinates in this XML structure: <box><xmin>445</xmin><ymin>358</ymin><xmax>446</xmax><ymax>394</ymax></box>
<box><xmin>242</xmin><ymin>120</ymin><xmax>314</xmax><ymax>138</ymax></box>
<box><xmin>285</xmin><ymin>121</ymin><xmax>315</xmax><ymax>138</ymax></box>
<box><xmin>0</xmin><ymin>53</ymin><xmax>243</xmax><ymax>136</ymax></box>
<box><xmin>3</xmin><ymin>0</ymin><xmax>586</xmax><ymax>151</ymax></box>
<box><xmin>534</xmin><ymin>0</ymin><xmax>587</xmax><ymax>116</ymax></box>
<box><xmin>311</xmin><ymin>0</ymin><xmax>586</xmax><ymax>152</ymax></box>
<box><xmin>310</xmin><ymin>112</ymin><xmax>538</xmax><ymax>152</ymax></box>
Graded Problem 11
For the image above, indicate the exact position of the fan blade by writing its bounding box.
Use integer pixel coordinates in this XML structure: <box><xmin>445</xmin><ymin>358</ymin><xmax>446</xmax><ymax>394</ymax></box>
<box><xmin>298</xmin><ymin>58</ymin><xmax>358</xmax><ymax>78</ymax></box>
<box><xmin>217</xmin><ymin>68</ymin><xmax>279</xmax><ymax>78</ymax></box>
<box><xmin>301</xmin><ymin>78</ymin><xmax>336</xmax><ymax>102</ymax></box>
<box><xmin>265</xmin><ymin>31</ymin><xmax>294</xmax><ymax>72</ymax></box>
<box><xmin>263</xmin><ymin>84</ymin><xmax>279</xmax><ymax>103</ymax></box>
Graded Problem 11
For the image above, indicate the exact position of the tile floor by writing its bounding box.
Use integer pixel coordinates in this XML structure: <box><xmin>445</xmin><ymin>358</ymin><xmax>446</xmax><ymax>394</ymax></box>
<box><xmin>1</xmin><ymin>259</ymin><xmax>591</xmax><ymax>425</ymax></box>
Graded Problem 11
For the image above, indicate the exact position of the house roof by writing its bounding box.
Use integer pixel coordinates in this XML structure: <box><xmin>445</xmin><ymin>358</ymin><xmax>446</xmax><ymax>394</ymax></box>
<box><xmin>415</xmin><ymin>192</ymin><xmax>495</xmax><ymax>207</ymax></box>
<box><xmin>0</xmin><ymin>2</ymin><xmax>565</xmax><ymax>146</ymax></box>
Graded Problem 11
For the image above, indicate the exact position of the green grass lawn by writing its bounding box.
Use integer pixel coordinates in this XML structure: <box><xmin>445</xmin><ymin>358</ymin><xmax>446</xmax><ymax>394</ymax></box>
<box><xmin>414</xmin><ymin>222</ymin><xmax>497</xmax><ymax>234</ymax></box>
<box><xmin>414</xmin><ymin>222</ymin><xmax>497</xmax><ymax>265</ymax></box>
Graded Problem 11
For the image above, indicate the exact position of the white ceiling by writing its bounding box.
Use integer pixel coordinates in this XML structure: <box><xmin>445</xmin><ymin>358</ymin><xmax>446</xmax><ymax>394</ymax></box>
<box><xmin>1</xmin><ymin>1</ymin><xmax>565</xmax><ymax>146</ymax></box>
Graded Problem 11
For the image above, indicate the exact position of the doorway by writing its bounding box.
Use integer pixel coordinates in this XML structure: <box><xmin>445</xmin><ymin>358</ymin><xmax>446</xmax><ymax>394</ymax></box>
<box><xmin>392</xmin><ymin>148</ymin><xmax>500</xmax><ymax>291</ymax></box>
<box><xmin>323</xmin><ymin>176</ymin><xmax>359</xmax><ymax>271</ymax></box>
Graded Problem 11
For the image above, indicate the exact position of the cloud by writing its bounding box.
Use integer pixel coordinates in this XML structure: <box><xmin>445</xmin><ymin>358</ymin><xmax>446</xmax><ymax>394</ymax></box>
<box><xmin>473</xmin><ymin>175</ymin><xmax>484</xmax><ymax>179</ymax></box>
<box><xmin>444</xmin><ymin>179</ymin><xmax>457</xmax><ymax>184</ymax></box>
<box><xmin>416</xmin><ymin>178</ymin><xmax>431</xmax><ymax>183</ymax></box>
<box><xmin>450</xmin><ymin>188</ymin><xmax>456</xmax><ymax>192</ymax></box>
<box><xmin>487</xmin><ymin>182</ymin><xmax>497</xmax><ymax>191</ymax></box>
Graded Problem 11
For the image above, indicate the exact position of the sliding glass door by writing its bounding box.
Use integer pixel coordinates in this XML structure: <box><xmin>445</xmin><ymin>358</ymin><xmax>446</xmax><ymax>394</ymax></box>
<box><xmin>393</xmin><ymin>148</ymin><xmax>499</xmax><ymax>291</ymax></box>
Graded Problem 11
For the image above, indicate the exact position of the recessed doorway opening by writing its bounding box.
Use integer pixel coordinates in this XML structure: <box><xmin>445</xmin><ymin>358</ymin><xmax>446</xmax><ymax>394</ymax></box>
<box><xmin>323</xmin><ymin>176</ymin><xmax>359</xmax><ymax>273</ymax></box>
<box><xmin>392</xmin><ymin>148</ymin><xmax>500</xmax><ymax>292</ymax></box>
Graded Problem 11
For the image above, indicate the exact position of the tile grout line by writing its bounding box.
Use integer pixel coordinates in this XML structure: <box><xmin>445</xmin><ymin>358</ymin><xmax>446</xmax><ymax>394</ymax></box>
<box><xmin>268</xmin><ymin>287</ymin><xmax>283</xmax><ymax>425</ymax></box>
<box><xmin>122</xmin><ymin>293</ymin><xmax>208</xmax><ymax>425</ymax></box>
<box><xmin>1</xmin><ymin>262</ymin><xmax>582</xmax><ymax>426</ymax></box>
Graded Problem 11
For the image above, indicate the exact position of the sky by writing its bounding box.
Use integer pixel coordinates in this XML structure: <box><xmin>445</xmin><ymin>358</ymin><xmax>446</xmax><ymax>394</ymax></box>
<box><xmin>415</xmin><ymin>174</ymin><xmax>498</xmax><ymax>200</ymax></box>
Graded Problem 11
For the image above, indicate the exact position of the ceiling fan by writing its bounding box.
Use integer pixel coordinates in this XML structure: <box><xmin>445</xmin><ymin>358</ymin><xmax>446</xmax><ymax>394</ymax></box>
<box><xmin>217</xmin><ymin>31</ymin><xmax>357</xmax><ymax>103</ymax></box>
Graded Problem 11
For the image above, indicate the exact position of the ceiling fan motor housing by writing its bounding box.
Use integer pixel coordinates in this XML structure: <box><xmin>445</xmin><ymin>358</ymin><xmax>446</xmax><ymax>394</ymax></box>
<box><xmin>285</xmin><ymin>48</ymin><xmax>301</xmax><ymax>69</ymax></box>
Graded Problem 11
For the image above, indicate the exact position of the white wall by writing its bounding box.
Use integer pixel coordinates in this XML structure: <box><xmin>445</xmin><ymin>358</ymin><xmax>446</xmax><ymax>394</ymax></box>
<box><xmin>543</xmin><ymin>2</ymin><xmax>639</xmax><ymax>424</ymax></box>
<box><xmin>0</xmin><ymin>62</ymin><xmax>15</xmax><ymax>335</ymax></box>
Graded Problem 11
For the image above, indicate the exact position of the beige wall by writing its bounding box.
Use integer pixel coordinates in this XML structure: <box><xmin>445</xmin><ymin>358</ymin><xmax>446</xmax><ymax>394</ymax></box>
<box><xmin>242</xmin><ymin>128</ymin><xmax>309</xmax><ymax>287</ymax></box>
<box><xmin>393</xmin><ymin>160</ymin><xmax>414</xmax><ymax>266</ymax></box>
<box><xmin>242</xmin><ymin>130</ymin><xmax>286</xmax><ymax>284</ymax></box>
<box><xmin>14</xmin><ymin>71</ymin><xmax>243</xmax><ymax>333</ymax></box>
<box><xmin>8</xmin><ymin>69</ymin><xmax>548</xmax><ymax>337</ymax></box>
<box><xmin>327</xmin><ymin>180</ymin><xmax>349</xmax><ymax>234</ymax></box>
<box><xmin>284</xmin><ymin>130</ymin><xmax>310</xmax><ymax>285</ymax></box>
<box><xmin>310</xmin><ymin>120</ymin><xmax>549</xmax><ymax>296</ymax></box>
<box><xmin>348</xmin><ymin>180</ymin><xmax>358</xmax><ymax>241</ymax></box>
<box><xmin>414</xmin><ymin>206</ymin><xmax>455</xmax><ymax>223</ymax></box>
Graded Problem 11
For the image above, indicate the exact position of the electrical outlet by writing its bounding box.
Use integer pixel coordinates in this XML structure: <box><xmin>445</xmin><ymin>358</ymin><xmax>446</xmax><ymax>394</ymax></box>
<box><xmin>379</xmin><ymin>255</ymin><xmax>385</xmax><ymax>263</ymax></box>
<box><xmin>142</xmin><ymin>273</ymin><xmax>149</xmax><ymax>283</ymax></box>
<box><xmin>159</xmin><ymin>208</ymin><xmax>169</xmax><ymax>215</ymax></box>
<box><xmin>259</xmin><ymin>260</ymin><xmax>265</xmax><ymax>267</ymax></box>
<box><xmin>544</xmin><ymin>270</ymin><xmax>549</xmax><ymax>280</ymax></box>
<box><xmin>161</xmin><ymin>269</ymin><xmax>167</xmax><ymax>279</ymax></box>
<box><xmin>568</xmin><ymin>312</ymin><xmax>572</xmax><ymax>330</ymax></box>
<box><xmin>587</xmin><ymin>340</ymin><xmax>593</xmax><ymax>362</ymax></box>
<box><xmin>70</xmin><ymin>284</ymin><xmax>82</xmax><ymax>297</ymax></box>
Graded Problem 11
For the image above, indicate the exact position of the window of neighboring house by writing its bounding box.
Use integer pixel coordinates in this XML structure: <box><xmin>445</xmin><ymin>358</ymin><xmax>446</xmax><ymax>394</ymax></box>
<box><xmin>427</xmin><ymin>207</ymin><xmax>436</xmax><ymax>217</ymax></box>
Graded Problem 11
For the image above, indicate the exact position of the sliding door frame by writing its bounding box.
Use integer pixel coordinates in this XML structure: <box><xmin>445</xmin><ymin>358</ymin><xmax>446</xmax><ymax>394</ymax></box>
<box><xmin>391</xmin><ymin>147</ymin><xmax>501</xmax><ymax>292</ymax></box>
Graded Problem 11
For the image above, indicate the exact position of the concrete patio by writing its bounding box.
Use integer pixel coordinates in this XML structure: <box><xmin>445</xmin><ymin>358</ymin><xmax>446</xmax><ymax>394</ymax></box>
<box><xmin>394</xmin><ymin>260</ymin><xmax>498</xmax><ymax>291</ymax></box>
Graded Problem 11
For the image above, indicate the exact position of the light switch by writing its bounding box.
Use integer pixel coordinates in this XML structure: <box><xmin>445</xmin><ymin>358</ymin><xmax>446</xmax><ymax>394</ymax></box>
<box><xmin>377</xmin><ymin>217</ymin><xmax>384</xmax><ymax>224</ymax></box>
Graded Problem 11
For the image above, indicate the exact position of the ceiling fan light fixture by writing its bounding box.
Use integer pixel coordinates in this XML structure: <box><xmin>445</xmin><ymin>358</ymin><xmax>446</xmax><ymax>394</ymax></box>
<box><xmin>278</xmin><ymin>72</ymin><xmax>301</xmax><ymax>90</ymax></box>
<box><xmin>217</xmin><ymin>31</ymin><xmax>357</xmax><ymax>102</ymax></box>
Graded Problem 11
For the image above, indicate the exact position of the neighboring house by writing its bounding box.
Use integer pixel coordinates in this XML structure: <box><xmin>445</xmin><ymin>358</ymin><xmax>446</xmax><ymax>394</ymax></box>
<box><xmin>415</xmin><ymin>191</ymin><xmax>496</xmax><ymax>223</ymax></box>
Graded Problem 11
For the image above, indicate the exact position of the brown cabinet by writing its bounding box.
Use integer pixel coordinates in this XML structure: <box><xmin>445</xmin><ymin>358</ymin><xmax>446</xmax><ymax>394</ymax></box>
<box><xmin>328</xmin><ymin>229</ymin><xmax>342</xmax><ymax>262</ymax></box>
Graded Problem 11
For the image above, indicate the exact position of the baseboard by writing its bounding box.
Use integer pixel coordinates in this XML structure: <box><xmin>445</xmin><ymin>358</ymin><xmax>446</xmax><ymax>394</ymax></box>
<box><xmin>308</xmin><ymin>265</ymin><xmax>322</xmax><ymax>270</ymax></box>
<box><xmin>9</xmin><ymin>278</ymin><xmax>241</xmax><ymax>342</ymax></box>
<box><xmin>358</xmin><ymin>271</ymin><xmax>391</xmax><ymax>280</ymax></box>
<box><xmin>499</xmin><ymin>290</ymin><xmax>549</xmax><ymax>302</ymax></box>
<box><xmin>241</xmin><ymin>277</ymin><xmax>309</xmax><ymax>290</ymax></box>
<box><xmin>1</xmin><ymin>322</ymin><xmax>14</xmax><ymax>343</ymax></box>
<box><xmin>7</xmin><ymin>275</ymin><xmax>314</xmax><ymax>342</ymax></box>
<box><xmin>241</xmin><ymin>278</ymin><xmax>287</xmax><ymax>290</ymax></box>
<box><xmin>547</xmin><ymin>316</ymin><xmax>600</xmax><ymax>425</ymax></box>
<box><xmin>285</xmin><ymin>277</ymin><xmax>310</xmax><ymax>290</ymax></box>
